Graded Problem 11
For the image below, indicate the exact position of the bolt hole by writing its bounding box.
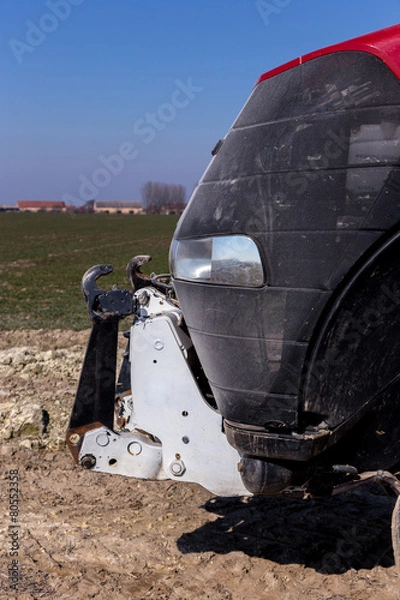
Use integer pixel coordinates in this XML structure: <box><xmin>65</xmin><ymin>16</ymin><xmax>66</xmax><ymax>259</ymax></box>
<box><xmin>108</xmin><ymin>458</ymin><xmax>117</xmax><ymax>466</ymax></box>
<box><xmin>182</xmin><ymin>436</ymin><xmax>190</xmax><ymax>444</ymax></box>
<box><xmin>153</xmin><ymin>359</ymin><xmax>157</xmax><ymax>364</ymax></box>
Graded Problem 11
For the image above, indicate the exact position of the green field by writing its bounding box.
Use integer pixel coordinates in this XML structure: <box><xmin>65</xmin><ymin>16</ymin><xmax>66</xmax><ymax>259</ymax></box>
<box><xmin>0</xmin><ymin>212</ymin><xmax>179</xmax><ymax>330</ymax></box>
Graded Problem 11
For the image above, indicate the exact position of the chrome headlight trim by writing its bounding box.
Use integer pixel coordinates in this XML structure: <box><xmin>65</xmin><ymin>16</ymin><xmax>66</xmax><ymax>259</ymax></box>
<box><xmin>170</xmin><ymin>235</ymin><xmax>264</xmax><ymax>287</ymax></box>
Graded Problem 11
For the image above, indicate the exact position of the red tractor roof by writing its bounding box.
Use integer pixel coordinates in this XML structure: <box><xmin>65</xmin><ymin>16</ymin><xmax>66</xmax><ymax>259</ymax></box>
<box><xmin>257</xmin><ymin>24</ymin><xmax>400</xmax><ymax>85</ymax></box>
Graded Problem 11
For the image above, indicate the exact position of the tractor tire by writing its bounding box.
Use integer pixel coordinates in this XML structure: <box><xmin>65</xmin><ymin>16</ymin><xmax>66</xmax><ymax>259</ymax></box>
<box><xmin>391</xmin><ymin>494</ymin><xmax>400</xmax><ymax>573</ymax></box>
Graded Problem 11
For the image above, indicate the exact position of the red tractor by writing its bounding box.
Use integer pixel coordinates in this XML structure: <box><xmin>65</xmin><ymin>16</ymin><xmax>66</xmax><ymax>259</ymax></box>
<box><xmin>67</xmin><ymin>25</ymin><xmax>400</xmax><ymax>570</ymax></box>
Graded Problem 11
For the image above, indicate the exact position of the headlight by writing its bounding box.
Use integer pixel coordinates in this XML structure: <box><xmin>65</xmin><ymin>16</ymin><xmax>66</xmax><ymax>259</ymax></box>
<box><xmin>170</xmin><ymin>235</ymin><xmax>264</xmax><ymax>287</ymax></box>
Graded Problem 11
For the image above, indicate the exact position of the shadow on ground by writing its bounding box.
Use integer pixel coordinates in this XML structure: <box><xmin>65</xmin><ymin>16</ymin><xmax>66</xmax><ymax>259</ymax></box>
<box><xmin>177</xmin><ymin>486</ymin><xmax>396</xmax><ymax>574</ymax></box>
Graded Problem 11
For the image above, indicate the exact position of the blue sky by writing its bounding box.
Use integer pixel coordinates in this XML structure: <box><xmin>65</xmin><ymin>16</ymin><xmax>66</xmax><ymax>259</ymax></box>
<box><xmin>1</xmin><ymin>0</ymin><xmax>400</xmax><ymax>205</ymax></box>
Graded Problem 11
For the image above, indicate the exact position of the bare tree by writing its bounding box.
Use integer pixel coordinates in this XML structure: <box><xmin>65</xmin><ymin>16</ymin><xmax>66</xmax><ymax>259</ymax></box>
<box><xmin>169</xmin><ymin>184</ymin><xmax>186</xmax><ymax>205</ymax></box>
<box><xmin>141</xmin><ymin>181</ymin><xmax>186</xmax><ymax>213</ymax></box>
<box><xmin>141</xmin><ymin>181</ymin><xmax>155</xmax><ymax>208</ymax></box>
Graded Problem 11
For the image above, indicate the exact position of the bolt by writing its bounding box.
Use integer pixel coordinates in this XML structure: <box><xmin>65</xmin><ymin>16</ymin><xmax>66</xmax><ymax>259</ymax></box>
<box><xmin>80</xmin><ymin>454</ymin><xmax>96</xmax><ymax>469</ymax></box>
<box><xmin>69</xmin><ymin>433</ymin><xmax>80</xmax><ymax>446</ymax></box>
<box><xmin>116</xmin><ymin>415</ymin><xmax>126</xmax><ymax>428</ymax></box>
<box><xmin>169</xmin><ymin>460</ymin><xmax>186</xmax><ymax>477</ymax></box>
<box><xmin>128</xmin><ymin>441</ymin><xmax>142</xmax><ymax>456</ymax></box>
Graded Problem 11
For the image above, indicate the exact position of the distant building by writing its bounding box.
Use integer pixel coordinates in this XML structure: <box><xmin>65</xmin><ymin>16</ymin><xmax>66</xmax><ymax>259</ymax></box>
<box><xmin>17</xmin><ymin>201</ymin><xmax>66</xmax><ymax>213</ymax></box>
<box><xmin>0</xmin><ymin>205</ymin><xmax>19</xmax><ymax>212</ymax></box>
<box><xmin>93</xmin><ymin>201</ymin><xmax>143</xmax><ymax>215</ymax></box>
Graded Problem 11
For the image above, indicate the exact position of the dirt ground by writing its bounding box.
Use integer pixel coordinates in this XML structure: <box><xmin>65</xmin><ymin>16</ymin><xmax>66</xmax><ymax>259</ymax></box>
<box><xmin>0</xmin><ymin>330</ymin><xmax>400</xmax><ymax>600</ymax></box>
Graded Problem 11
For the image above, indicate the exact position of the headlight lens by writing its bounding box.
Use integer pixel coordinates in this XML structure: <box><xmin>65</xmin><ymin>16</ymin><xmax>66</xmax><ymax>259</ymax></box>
<box><xmin>170</xmin><ymin>235</ymin><xmax>264</xmax><ymax>287</ymax></box>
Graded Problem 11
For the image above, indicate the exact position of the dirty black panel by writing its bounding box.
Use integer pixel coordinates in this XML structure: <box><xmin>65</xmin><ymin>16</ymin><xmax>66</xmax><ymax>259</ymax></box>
<box><xmin>261</xmin><ymin>230</ymin><xmax>382</xmax><ymax>289</ymax></box>
<box><xmin>176</xmin><ymin>167</ymin><xmax>400</xmax><ymax>238</ymax></box>
<box><xmin>361</xmin><ymin>167</ymin><xmax>400</xmax><ymax>229</ymax></box>
<box><xmin>234</xmin><ymin>52</ymin><xmax>400</xmax><ymax>128</ymax></box>
<box><xmin>172</xmin><ymin>49</ymin><xmax>400</xmax><ymax>434</ymax></box>
<box><xmin>173</xmin><ymin>280</ymin><xmax>326</xmax><ymax>425</ymax></box>
<box><xmin>203</xmin><ymin>106</ymin><xmax>400</xmax><ymax>184</ymax></box>
<box><xmin>187</xmin><ymin>328</ymin><xmax>307</xmax><ymax>427</ymax></box>
<box><xmin>174</xmin><ymin>281</ymin><xmax>329</xmax><ymax>343</ymax></box>
<box><xmin>189</xmin><ymin>329</ymin><xmax>307</xmax><ymax>392</ymax></box>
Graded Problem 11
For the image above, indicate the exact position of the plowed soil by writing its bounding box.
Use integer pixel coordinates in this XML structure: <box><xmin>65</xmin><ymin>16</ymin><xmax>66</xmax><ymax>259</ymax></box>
<box><xmin>0</xmin><ymin>330</ymin><xmax>399</xmax><ymax>599</ymax></box>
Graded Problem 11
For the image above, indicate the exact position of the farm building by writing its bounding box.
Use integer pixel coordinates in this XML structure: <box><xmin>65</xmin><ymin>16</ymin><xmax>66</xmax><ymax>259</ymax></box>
<box><xmin>93</xmin><ymin>201</ymin><xmax>143</xmax><ymax>215</ymax></box>
<box><xmin>0</xmin><ymin>205</ymin><xmax>19</xmax><ymax>212</ymax></box>
<box><xmin>17</xmin><ymin>201</ymin><xmax>66</xmax><ymax>213</ymax></box>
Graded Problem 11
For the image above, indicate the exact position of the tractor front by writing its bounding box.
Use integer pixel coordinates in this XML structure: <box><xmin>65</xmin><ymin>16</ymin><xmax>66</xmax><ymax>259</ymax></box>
<box><xmin>66</xmin><ymin>24</ymin><xmax>400</xmax><ymax>570</ymax></box>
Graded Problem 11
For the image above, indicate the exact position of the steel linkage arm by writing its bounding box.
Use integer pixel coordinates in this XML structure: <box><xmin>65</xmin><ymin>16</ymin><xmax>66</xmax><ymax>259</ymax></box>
<box><xmin>66</xmin><ymin>264</ymin><xmax>135</xmax><ymax>462</ymax></box>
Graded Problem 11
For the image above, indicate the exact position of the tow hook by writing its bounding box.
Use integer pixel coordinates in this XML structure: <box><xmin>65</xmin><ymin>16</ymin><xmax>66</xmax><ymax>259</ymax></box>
<box><xmin>82</xmin><ymin>264</ymin><xmax>134</xmax><ymax>322</ymax></box>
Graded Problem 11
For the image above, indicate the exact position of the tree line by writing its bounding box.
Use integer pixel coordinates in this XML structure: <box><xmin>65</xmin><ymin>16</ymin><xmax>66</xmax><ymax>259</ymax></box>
<box><xmin>141</xmin><ymin>181</ymin><xmax>186</xmax><ymax>213</ymax></box>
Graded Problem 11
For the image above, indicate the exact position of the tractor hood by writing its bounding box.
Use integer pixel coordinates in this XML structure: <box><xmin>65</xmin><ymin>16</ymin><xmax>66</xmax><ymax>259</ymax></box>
<box><xmin>170</xmin><ymin>25</ymin><xmax>400</xmax><ymax>432</ymax></box>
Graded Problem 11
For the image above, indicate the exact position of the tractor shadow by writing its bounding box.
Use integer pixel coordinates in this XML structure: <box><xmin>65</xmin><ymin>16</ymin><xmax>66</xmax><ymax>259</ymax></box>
<box><xmin>177</xmin><ymin>486</ymin><xmax>396</xmax><ymax>574</ymax></box>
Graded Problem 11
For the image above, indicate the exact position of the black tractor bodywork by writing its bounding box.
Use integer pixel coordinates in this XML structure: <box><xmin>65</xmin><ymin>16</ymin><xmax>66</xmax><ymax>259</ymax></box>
<box><xmin>170</xmin><ymin>25</ymin><xmax>400</xmax><ymax>494</ymax></box>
